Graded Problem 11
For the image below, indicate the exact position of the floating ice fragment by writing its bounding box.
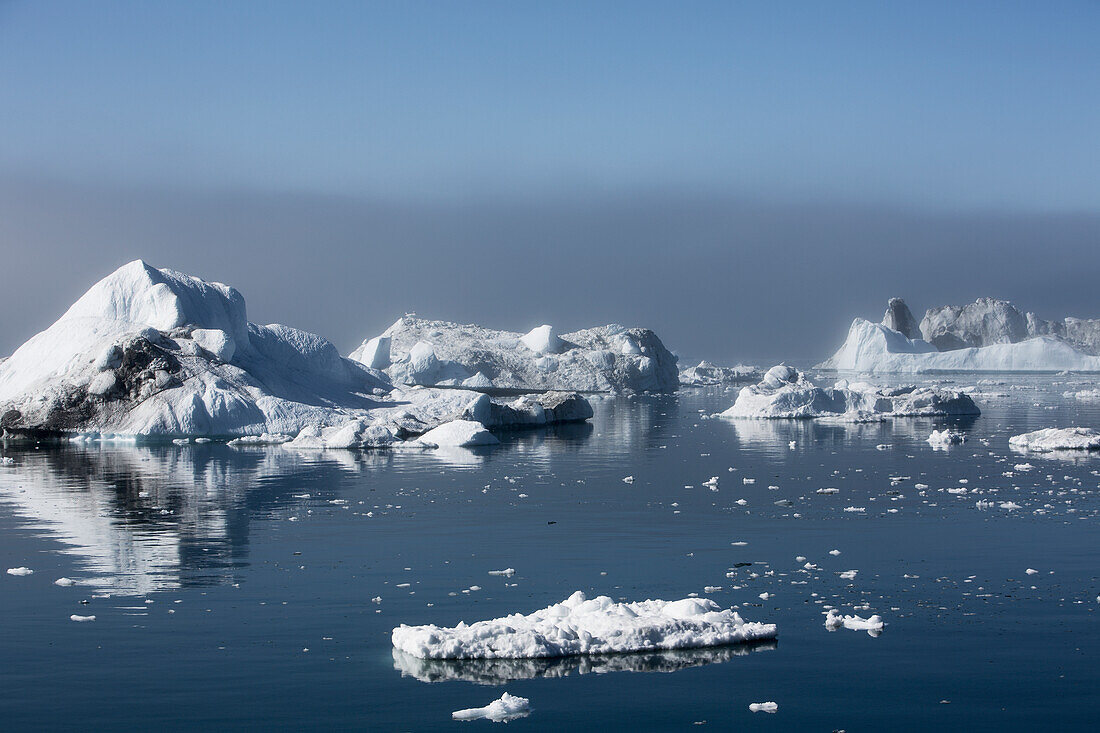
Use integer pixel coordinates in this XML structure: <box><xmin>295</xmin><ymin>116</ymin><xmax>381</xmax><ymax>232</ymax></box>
<box><xmin>6</xmin><ymin>567</ymin><xmax>33</xmax><ymax>576</ymax></box>
<box><xmin>392</xmin><ymin>591</ymin><xmax>777</xmax><ymax>659</ymax></box>
<box><xmin>452</xmin><ymin>692</ymin><xmax>530</xmax><ymax>722</ymax></box>
<box><xmin>488</xmin><ymin>568</ymin><xmax>516</xmax><ymax>577</ymax></box>
<box><xmin>54</xmin><ymin>577</ymin><xmax>76</xmax><ymax>586</ymax></box>
<box><xmin>824</xmin><ymin>609</ymin><xmax>883</xmax><ymax>632</ymax></box>
<box><xmin>749</xmin><ymin>702</ymin><xmax>778</xmax><ymax>713</ymax></box>
<box><xmin>70</xmin><ymin>614</ymin><xmax>96</xmax><ymax>622</ymax></box>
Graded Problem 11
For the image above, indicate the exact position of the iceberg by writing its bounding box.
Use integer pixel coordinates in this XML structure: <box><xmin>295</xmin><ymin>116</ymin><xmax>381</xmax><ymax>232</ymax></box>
<box><xmin>678</xmin><ymin>360</ymin><xmax>761</xmax><ymax>387</ymax></box>
<box><xmin>391</xmin><ymin>591</ymin><xmax>776</xmax><ymax>660</ymax></box>
<box><xmin>350</xmin><ymin>316</ymin><xmax>679</xmax><ymax>393</ymax></box>
<box><xmin>1008</xmin><ymin>428</ymin><xmax>1100</xmax><ymax>453</ymax></box>
<box><xmin>821</xmin><ymin>299</ymin><xmax>1100</xmax><ymax>373</ymax></box>
<box><xmin>0</xmin><ymin>261</ymin><xmax>592</xmax><ymax>444</ymax></box>
<box><xmin>720</xmin><ymin>365</ymin><xmax>979</xmax><ymax>419</ymax></box>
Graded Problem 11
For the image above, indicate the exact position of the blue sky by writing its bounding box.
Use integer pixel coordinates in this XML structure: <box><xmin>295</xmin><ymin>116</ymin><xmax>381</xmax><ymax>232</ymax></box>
<box><xmin>2</xmin><ymin>1</ymin><xmax>1098</xmax><ymax>208</ymax></box>
<box><xmin>1</xmin><ymin>2</ymin><xmax>1098</xmax><ymax>362</ymax></box>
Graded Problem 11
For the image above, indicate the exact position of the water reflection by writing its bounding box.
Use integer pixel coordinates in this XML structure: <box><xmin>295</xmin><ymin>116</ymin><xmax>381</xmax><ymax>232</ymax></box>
<box><xmin>392</xmin><ymin>641</ymin><xmax>778</xmax><ymax>685</ymax></box>
<box><xmin>0</xmin><ymin>420</ymin><xmax>605</xmax><ymax>596</ymax></box>
<box><xmin>727</xmin><ymin>414</ymin><xmax>979</xmax><ymax>455</ymax></box>
<box><xmin>0</xmin><ymin>444</ymin><xmax>404</xmax><ymax>595</ymax></box>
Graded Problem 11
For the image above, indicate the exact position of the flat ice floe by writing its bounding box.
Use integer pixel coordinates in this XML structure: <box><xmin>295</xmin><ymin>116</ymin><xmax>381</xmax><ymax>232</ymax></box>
<box><xmin>452</xmin><ymin>692</ymin><xmax>530</xmax><ymax>722</ymax></box>
<box><xmin>0</xmin><ymin>261</ymin><xmax>593</xmax><ymax>444</ymax></box>
<box><xmin>720</xmin><ymin>365</ymin><xmax>979</xmax><ymax>419</ymax></box>
<box><xmin>1008</xmin><ymin>428</ymin><xmax>1100</xmax><ymax>453</ymax></box>
<box><xmin>391</xmin><ymin>591</ymin><xmax>777</xmax><ymax>660</ymax></box>
<box><xmin>349</xmin><ymin>316</ymin><xmax>679</xmax><ymax>393</ymax></box>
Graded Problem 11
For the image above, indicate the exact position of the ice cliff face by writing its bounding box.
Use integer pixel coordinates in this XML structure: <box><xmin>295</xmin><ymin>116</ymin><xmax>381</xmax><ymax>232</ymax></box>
<box><xmin>821</xmin><ymin>299</ymin><xmax>1100</xmax><ymax>373</ymax></box>
<box><xmin>920</xmin><ymin>298</ymin><xmax>1031</xmax><ymax>351</ymax></box>
<box><xmin>0</xmin><ymin>262</ymin><xmax>592</xmax><ymax>442</ymax></box>
<box><xmin>350</xmin><ymin>316</ymin><xmax>679</xmax><ymax>393</ymax></box>
<box><xmin>721</xmin><ymin>364</ymin><xmax>980</xmax><ymax>419</ymax></box>
<box><xmin>920</xmin><ymin>298</ymin><xmax>1100</xmax><ymax>355</ymax></box>
<box><xmin>881</xmin><ymin>298</ymin><xmax>921</xmax><ymax>340</ymax></box>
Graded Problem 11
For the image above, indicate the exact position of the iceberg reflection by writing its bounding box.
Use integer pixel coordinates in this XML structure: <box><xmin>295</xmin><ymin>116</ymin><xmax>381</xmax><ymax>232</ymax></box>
<box><xmin>392</xmin><ymin>640</ymin><xmax>777</xmax><ymax>685</ymax></box>
<box><xmin>0</xmin><ymin>444</ymin><xmax>361</xmax><ymax>595</ymax></box>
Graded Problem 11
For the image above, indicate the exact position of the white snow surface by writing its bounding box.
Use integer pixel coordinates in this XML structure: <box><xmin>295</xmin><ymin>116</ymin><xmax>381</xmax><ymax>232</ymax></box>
<box><xmin>452</xmin><ymin>693</ymin><xmax>530</xmax><ymax>722</ymax></box>
<box><xmin>820</xmin><ymin>318</ymin><xmax>1100</xmax><ymax>373</ymax></box>
<box><xmin>0</xmin><ymin>262</ymin><xmax>592</xmax><ymax>443</ymax></box>
<box><xmin>720</xmin><ymin>365</ymin><xmax>979</xmax><ymax>420</ymax></box>
<box><xmin>1008</xmin><ymin>427</ymin><xmax>1100</xmax><ymax>453</ymax></box>
<box><xmin>391</xmin><ymin>591</ymin><xmax>777</xmax><ymax>660</ymax></box>
<box><xmin>417</xmin><ymin>420</ymin><xmax>500</xmax><ymax>448</ymax></box>
<box><xmin>350</xmin><ymin>316</ymin><xmax>679</xmax><ymax>393</ymax></box>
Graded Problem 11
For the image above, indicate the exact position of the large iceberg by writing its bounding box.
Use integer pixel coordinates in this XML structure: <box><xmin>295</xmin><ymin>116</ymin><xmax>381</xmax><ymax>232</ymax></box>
<box><xmin>820</xmin><ymin>299</ymin><xmax>1100</xmax><ymax>373</ymax></box>
<box><xmin>349</xmin><ymin>316</ymin><xmax>679</xmax><ymax>393</ymax></box>
<box><xmin>820</xmin><ymin>317</ymin><xmax>1100</xmax><ymax>374</ymax></box>
<box><xmin>0</xmin><ymin>261</ymin><xmax>592</xmax><ymax>443</ymax></box>
<box><xmin>391</xmin><ymin>591</ymin><xmax>776</xmax><ymax>660</ymax></box>
<box><xmin>721</xmin><ymin>365</ymin><xmax>980</xmax><ymax>419</ymax></box>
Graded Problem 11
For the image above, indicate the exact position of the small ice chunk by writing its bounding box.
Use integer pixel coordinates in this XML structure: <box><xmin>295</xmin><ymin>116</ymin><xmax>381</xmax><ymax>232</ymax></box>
<box><xmin>488</xmin><ymin>568</ymin><xmax>516</xmax><ymax>577</ymax></box>
<box><xmin>749</xmin><ymin>702</ymin><xmax>778</xmax><ymax>713</ymax></box>
<box><xmin>54</xmin><ymin>577</ymin><xmax>76</xmax><ymax>586</ymax></box>
<box><xmin>452</xmin><ymin>692</ymin><xmax>531</xmax><ymax>722</ymax></box>
<box><xmin>825</xmin><ymin>609</ymin><xmax>883</xmax><ymax>632</ymax></box>
<box><xmin>70</xmin><ymin>614</ymin><xmax>96</xmax><ymax>622</ymax></box>
<box><xmin>6</xmin><ymin>567</ymin><xmax>33</xmax><ymax>576</ymax></box>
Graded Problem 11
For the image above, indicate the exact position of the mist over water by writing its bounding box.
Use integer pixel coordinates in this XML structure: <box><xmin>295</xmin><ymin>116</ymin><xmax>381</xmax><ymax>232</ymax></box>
<box><xmin>2</xmin><ymin>175</ymin><xmax>1098</xmax><ymax>365</ymax></box>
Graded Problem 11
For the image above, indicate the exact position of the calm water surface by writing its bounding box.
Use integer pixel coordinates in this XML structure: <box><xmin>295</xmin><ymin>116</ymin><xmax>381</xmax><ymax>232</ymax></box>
<box><xmin>1</xmin><ymin>374</ymin><xmax>1098</xmax><ymax>731</ymax></box>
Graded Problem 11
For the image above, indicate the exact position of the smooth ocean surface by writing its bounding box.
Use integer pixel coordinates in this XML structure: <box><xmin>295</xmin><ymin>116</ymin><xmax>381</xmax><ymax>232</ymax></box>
<box><xmin>1</xmin><ymin>374</ymin><xmax>1098</xmax><ymax>731</ymax></box>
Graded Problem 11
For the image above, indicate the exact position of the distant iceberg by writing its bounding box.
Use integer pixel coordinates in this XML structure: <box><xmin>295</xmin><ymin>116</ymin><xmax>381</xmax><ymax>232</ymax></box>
<box><xmin>0</xmin><ymin>261</ymin><xmax>591</xmax><ymax>444</ymax></box>
<box><xmin>819</xmin><ymin>298</ymin><xmax>1100</xmax><ymax>373</ymax></box>
<box><xmin>349</xmin><ymin>316</ymin><xmax>679</xmax><ymax>393</ymax></box>
<box><xmin>721</xmin><ymin>365</ymin><xmax>979</xmax><ymax>419</ymax></box>
<box><xmin>679</xmin><ymin>360</ymin><xmax>761</xmax><ymax>387</ymax></box>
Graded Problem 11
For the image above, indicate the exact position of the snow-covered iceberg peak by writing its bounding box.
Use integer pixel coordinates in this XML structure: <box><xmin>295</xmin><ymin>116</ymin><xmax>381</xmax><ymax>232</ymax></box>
<box><xmin>392</xmin><ymin>591</ymin><xmax>777</xmax><ymax>660</ymax></box>
<box><xmin>0</xmin><ymin>260</ymin><xmax>392</xmax><ymax>438</ymax></box>
<box><xmin>721</xmin><ymin>365</ymin><xmax>979</xmax><ymax>419</ymax></box>
<box><xmin>350</xmin><ymin>316</ymin><xmax>679</xmax><ymax>393</ymax></box>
